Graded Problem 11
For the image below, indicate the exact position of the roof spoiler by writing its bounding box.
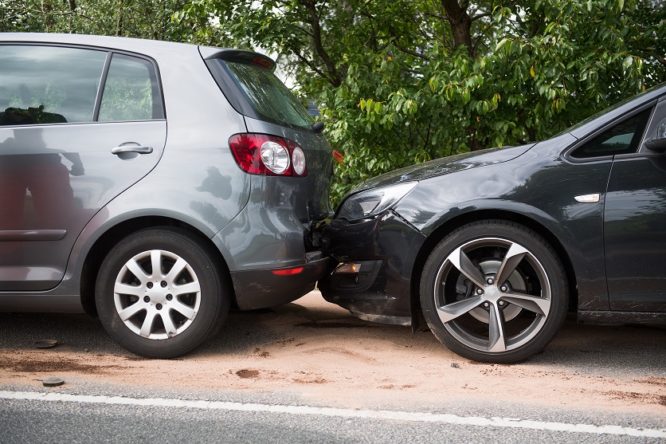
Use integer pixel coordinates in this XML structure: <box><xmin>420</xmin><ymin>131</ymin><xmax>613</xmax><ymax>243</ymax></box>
<box><xmin>199</xmin><ymin>47</ymin><xmax>276</xmax><ymax>72</ymax></box>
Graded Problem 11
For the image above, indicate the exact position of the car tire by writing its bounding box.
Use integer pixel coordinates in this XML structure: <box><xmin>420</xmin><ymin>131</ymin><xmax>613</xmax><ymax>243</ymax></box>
<box><xmin>95</xmin><ymin>227</ymin><xmax>229</xmax><ymax>358</ymax></box>
<box><xmin>420</xmin><ymin>220</ymin><xmax>568</xmax><ymax>363</ymax></box>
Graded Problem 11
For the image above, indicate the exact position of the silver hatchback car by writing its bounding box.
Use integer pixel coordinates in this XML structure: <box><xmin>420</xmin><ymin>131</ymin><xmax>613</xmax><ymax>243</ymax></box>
<box><xmin>0</xmin><ymin>33</ymin><xmax>332</xmax><ymax>357</ymax></box>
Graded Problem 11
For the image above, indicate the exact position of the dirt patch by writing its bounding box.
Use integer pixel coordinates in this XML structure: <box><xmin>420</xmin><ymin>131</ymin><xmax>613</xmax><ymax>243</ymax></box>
<box><xmin>293</xmin><ymin>377</ymin><xmax>327</xmax><ymax>384</ymax></box>
<box><xmin>304</xmin><ymin>346</ymin><xmax>377</xmax><ymax>363</ymax></box>
<box><xmin>253</xmin><ymin>348</ymin><xmax>271</xmax><ymax>358</ymax></box>
<box><xmin>605</xmin><ymin>390</ymin><xmax>666</xmax><ymax>406</ymax></box>
<box><xmin>236</xmin><ymin>369</ymin><xmax>260</xmax><ymax>379</ymax></box>
<box><xmin>296</xmin><ymin>321</ymin><xmax>371</xmax><ymax>329</ymax></box>
<box><xmin>636</xmin><ymin>377</ymin><xmax>666</xmax><ymax>387</ymax></box>
<box><xmin>0</xmin><ymin>291</ymin><xmax>665</xmax><ymax>416</ymax></box>
<box><xmin>379</xmin><ymin>384</ymin><xmax>415</xmax><ymax>390</ymax></box>
<box><xmin>0</xmin><ymin>355</ymin><xmax>125</xmax><ymax>374</ymax></box>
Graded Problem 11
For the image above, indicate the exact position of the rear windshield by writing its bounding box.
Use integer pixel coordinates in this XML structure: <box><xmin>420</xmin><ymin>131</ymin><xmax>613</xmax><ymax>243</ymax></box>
<box><xmin>223</xmin><ymin>60</ymin><xmax>313</xmax><ymax>129</ymax></box>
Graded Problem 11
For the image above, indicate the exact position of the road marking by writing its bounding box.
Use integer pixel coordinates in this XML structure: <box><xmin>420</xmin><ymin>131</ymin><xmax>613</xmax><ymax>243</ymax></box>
<box><xmin>1</xmin><ymin>390</ymin><xmax>664</xmax><ymax>438</ymax></box>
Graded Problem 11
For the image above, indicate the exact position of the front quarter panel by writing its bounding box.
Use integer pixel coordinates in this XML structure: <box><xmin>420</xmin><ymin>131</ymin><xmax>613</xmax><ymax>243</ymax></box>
<box><xmin>395</xmin><ymin>133</ymin><xmax>612</xmax><ymax>311</ymax></box>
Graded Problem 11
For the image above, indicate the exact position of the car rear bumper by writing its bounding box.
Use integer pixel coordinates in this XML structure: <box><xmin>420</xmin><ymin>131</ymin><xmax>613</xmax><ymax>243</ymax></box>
<box><xmin>319</xmin><ymin>211</ymin><xmax>426</xmax><ymax>325</ymax></box>
<box><xmin>231</xmin><ymin>252</ymin><xmax>330</xmax><ymax>310</ymax></box>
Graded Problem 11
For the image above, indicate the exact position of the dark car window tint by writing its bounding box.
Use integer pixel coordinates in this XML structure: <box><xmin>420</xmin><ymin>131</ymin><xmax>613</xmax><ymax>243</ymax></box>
<box><xmin>222</xmin><ymin>60</ymin><xmax>312</xmax><ymax>129</ymax></box>
<box><xmin>642</xmin><ymin>100</ymin><xmax>666</xmax><ymax>146</ymax></box>
<box><xmin>99</xmin><ymin>54</ymin><xmax>164</xmax><ymax>122</ymax></box>
<box><xmin>0</xmin><ymin>45</ymin><xmax>106</xmax><ymax>126</ymax></box>
<box><xmin>571</xmin><ymin>108</ymin><xmax>652</xmax><ymax>159</ymax></box>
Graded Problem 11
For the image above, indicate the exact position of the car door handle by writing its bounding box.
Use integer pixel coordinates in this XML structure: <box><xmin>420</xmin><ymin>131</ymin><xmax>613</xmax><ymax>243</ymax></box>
<box><xmin>111</xmin><ymin>143</ymin><xmax>153</xmax><ymax>155</ymax></box>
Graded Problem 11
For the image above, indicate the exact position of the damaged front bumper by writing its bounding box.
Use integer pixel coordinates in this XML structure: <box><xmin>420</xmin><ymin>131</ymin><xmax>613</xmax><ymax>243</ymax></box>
<box><xmin>319</xmin><ymin>211</ymin><xmax>426</xmax><ymax>326</ymax></box>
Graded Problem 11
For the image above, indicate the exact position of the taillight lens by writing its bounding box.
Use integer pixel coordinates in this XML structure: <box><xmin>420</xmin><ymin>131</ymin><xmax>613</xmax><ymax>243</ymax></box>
<box><xmin>229</xmin><ymin>133</ymin><xmax>307</xmax><ymax>176</ymax></box>
<box><xmin>291</xmin><ymin>146</ymin><xmax>306</xmax><ymax>176</ymax></box>
<box><xmin>260</xmin><ymin>141</ymin><xmax>290</xmax><ymax>174</ymax></box>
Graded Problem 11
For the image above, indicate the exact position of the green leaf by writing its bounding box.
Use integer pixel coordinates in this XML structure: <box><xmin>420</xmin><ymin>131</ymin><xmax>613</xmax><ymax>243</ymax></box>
<box><xmin>622</xmin><ymin>55</ymin><xmax>633</xmax><ymax>70</ymax></box>
<box><xmin>462</xmin><ymin>89</ymin><xmax>471</xmax><ymax>104</ymax></box>
<box><xmin>495</xmin><ymin>38</ymin><xmax>509</xmax><ymax>51</ymax></box>
<box><xmin>428</xmin><ymin>77</ymin><xmax>439</xmax><ymax>93</ymax></box>
<box><xmin>374</xmin><ymin>101</ymin><xmax>382</xmax><ymax>114</ymax></box>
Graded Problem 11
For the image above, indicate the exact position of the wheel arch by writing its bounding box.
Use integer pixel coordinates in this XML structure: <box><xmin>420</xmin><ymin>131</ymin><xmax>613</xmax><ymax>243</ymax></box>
<box><xmin>409</xmin><ymin>209</ymin><xmax>578</xmax><ymax>329</ymax></box>
<box><xmin>80</xmin><ymin>216</ymin><xmax>235</xmax><ymax>316</ymax></box>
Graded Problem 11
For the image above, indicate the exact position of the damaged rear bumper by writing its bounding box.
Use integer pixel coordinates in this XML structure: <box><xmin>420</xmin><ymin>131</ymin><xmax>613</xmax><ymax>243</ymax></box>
<box><xmin>232</xmin><ymin>251</ymin><xmax>330</xmax><ymax>310</ymax></box>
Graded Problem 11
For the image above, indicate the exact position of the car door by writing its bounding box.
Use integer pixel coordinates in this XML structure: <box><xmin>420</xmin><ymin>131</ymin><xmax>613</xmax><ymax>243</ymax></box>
<box><xmin>604</xmin><ymin>99</ymin><xmax>666</xmax><ymax>312</ymax></box>
<box><xmin>0</xmin><ymin>44</ymin><xmax>166</xmax><ymax>291</ymax></box>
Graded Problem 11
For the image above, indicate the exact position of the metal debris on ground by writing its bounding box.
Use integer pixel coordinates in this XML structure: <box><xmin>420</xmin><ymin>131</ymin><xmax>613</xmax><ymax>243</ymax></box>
<box><xmin>42</xmin><ymin>377</ymin><xmax>65</xmax><ymax>387</ymax></box>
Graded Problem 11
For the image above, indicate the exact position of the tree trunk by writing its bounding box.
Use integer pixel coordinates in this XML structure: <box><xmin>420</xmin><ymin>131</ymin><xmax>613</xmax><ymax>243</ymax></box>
<box><xmin>441</xmin><ymin>0</ymin><xmax>473</xmax><ymax>57</ymax></box>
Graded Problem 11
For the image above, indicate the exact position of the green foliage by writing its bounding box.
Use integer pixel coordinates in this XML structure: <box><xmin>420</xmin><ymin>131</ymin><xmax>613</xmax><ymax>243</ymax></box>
<box><xmin>0</xmin><ymin>0</ymin><xmax>198</xmax><ymax>41</ymax></box>
<box><xmin>2</xmin><ymin>0</ymin><xmax>664</xmax><ymax>205</ymax></box>
<box><xmin>175</xmin><ymin>0</ymin><xmax>664</xmax><ymax>203</ymax></box>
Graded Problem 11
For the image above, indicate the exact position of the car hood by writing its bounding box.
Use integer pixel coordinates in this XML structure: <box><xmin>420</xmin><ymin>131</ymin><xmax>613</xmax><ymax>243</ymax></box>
<box><xmin>353</xmin><ymin>143</ymin><xmax>535</xmax><ymax>192</ymax></box>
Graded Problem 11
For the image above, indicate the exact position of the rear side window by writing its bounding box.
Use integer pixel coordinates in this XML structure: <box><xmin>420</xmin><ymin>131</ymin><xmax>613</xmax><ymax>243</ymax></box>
<box><xmin>0</xmin><ymin>45</ymin><xmax>106</xmax><ymax>126</ymax></box>
<box><xmin>99</xmin><ymin>54</ymin><xmax>164</xmax><ymax>122</ymax></box>
<box><xmin>215</xmin><ymin>59</ymin><xmax>312</xmax><ymax>129</ymax></box>
<box><xmin>571</xmin><ymin>108</ymin><xmax>652</xmax><ymax>159</ymax></box>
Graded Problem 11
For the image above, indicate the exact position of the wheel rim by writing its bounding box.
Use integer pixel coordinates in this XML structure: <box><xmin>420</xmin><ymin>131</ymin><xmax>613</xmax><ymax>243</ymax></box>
<box><xmin>433</xmin><ymin>237</ymin><xmax>552</xmax><ymax>354</ymax></box>
<box><xmin>113</xmin><ymin>249</ymin><xmax>201</xmax><ymax>340</ymax></box>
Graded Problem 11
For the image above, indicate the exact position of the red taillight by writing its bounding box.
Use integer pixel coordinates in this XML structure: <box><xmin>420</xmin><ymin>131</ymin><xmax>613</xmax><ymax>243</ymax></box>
<box><xmin>272</xmin><ymin>267</ymin><xmax>304</xmax><ymax>276</ymax></box>
<box><xmin>228</xmin><ymin>133</ymin><xmax>307</xmax><ymax>176</ymax></box>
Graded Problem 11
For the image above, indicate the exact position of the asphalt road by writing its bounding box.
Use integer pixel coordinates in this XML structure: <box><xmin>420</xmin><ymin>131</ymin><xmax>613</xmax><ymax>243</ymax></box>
<box><xmin>0</xmin><ymin>292</ymin><xmax>664</xmax><ymax>443</ymax></box>
<box><xmin>1</xmin><ymin>395</ymin><xmax>664</xmax><ymax>444</ymax></box>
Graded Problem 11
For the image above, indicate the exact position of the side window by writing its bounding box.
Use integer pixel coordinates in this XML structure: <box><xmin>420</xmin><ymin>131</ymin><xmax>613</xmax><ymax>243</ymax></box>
<box><xmin>98</xmin><ymin>54</ymin><xmax>164</xmax><ymax>122</ymax></box>
<box><xmin>642</xmin><ymin>100</ymin><xmax>666</xmax><ymax>146</ymax></box>
<box><xmin>0</xmin><ymin>45</ymin><xmax>106</xmax><ymax>126</ymax></box>
<box><xmin>571</xmin><ymin>108</ymin><xmax>652</xmax><ymax>159</ymax></box>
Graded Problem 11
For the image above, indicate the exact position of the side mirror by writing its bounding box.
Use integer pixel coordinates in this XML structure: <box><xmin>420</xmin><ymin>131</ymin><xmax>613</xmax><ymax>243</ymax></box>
<box><xmin>645</xmin><ymin>137</ymin><xmax>666</xmax><ymax>153</ymax></box>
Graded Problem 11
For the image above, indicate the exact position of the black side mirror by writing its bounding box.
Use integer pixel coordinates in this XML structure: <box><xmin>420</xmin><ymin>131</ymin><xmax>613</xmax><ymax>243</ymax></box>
<box><xmin>645</xmin><ymin>137</ymin><xmax>666</xmax><ymax>153</ymax></box>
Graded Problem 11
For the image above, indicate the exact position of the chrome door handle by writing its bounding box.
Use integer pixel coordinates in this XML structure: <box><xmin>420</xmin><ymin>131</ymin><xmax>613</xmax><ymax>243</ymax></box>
<box><xmin>111</xmin><ymin>143</ymin><xmax>153</xmax><ymax>155</ymax></box>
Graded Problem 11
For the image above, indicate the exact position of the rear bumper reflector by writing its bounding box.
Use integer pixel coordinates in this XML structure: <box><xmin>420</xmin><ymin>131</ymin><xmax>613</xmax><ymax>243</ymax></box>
<box><xmin>271</xmin><ymin>267</ymin><xmax>305</xmax><ymax>276</ymax></box>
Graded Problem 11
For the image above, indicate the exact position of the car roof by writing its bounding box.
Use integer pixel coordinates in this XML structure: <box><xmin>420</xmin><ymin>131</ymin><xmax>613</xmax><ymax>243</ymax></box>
<box><xmin>0</xmin><ymin>32</ymin><xmax>202</xmax><ymax>53</ymax></box>
<box><xmin>0</xmin><ymin>33</ymin><xmax>272</xmax><ymax>66</ymax></box>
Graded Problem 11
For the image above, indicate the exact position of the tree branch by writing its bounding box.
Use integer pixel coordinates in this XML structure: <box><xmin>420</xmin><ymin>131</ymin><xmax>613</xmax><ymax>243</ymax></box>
<box><xmin>471</xmin><ymin>12</ymin><xmax>491</xmax><ymax>21</ymax></box>
<box><xmin>392</xmin><ymin>39</ymin><xmax>430</xmax><ymax>61</ymax></box>
<box><xmin>299</xmin><ymin>0</ymin><xmax>342</xmax><ymax>86</ymax></box>
<box><xmin>292</xmin><ymin>51</ymin><xmax>333</xmax><ymax>84</ymax></box>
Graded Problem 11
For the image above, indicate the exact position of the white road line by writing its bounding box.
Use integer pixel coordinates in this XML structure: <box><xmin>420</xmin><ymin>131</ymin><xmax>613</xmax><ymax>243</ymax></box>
<box><xmin>0</xmin><ymin>390</ymin><xmax>664</xmax><ymax>438</ymax></box>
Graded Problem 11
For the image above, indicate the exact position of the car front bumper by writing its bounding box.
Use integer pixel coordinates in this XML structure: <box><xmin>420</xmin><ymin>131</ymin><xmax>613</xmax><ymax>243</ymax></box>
<box><xmin>319</xmin><ymin>211</ymin><xmax>426</xmax><ymax>325</ymax></box>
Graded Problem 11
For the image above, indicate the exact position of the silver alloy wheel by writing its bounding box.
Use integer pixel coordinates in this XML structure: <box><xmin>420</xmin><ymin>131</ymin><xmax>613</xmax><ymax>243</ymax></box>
<box><xmin>113</xmin><ymin>249</ymin><xmax>201</xmax><ymax>340</ymax></box>
<box><xmin>433</xmin><ymin>237</ymin><xmax>551</xmax><ymax>353</ymax></box>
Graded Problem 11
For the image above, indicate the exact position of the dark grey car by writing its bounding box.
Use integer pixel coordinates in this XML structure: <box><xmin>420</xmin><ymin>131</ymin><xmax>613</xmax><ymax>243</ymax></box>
<box><xmin>0</xmin><ymin>33</ymin><xmax>332</xmax><ymax>358</ymax></box>
<box><xmin>321</xmin><ymin>84</ymin><xmax>666</xmax><ymax>363</ymax></box>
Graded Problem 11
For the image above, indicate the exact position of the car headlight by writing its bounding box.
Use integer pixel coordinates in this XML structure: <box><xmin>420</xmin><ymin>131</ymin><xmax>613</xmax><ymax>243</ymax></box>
<box><xmin>337</xmin><ymin>182</ymin><xmax>417</xmax><ymax>221</ymax></box>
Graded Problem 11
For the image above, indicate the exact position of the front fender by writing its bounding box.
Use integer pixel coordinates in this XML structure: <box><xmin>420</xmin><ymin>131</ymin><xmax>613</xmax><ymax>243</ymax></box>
<box><xmin>395</xmin><ymin>165</ymin><xmax>609</xmax><ymax>312</ymax></box>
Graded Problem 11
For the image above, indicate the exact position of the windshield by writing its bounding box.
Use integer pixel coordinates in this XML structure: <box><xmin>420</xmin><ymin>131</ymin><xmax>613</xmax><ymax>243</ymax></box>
<box><xmin>223</xmin><ymin>60</ymin><xmax>312</xmax><ymax>129</ymax></box>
